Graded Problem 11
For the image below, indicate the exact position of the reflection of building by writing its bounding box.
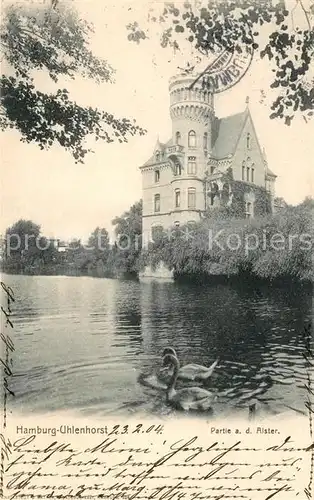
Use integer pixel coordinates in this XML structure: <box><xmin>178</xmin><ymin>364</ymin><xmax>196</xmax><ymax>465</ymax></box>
<box><xmin>140</xmin><ymin>72</ymin><xmax>276</xmax><ymax>245</ymax></box>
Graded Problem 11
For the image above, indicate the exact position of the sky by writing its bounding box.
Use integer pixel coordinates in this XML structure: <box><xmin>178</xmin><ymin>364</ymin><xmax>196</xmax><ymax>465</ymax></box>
<box><xmin>1</xmin><ymin>0</ymin><xmax>313</xmax><ymax>242</ymax></box>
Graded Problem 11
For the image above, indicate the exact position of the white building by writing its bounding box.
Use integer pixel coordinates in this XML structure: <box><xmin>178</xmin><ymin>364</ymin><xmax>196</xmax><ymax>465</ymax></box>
<box><xmin>139</xmin><ymin>71</ymin><xmax>276</xmax><ymax>246</ymax></box>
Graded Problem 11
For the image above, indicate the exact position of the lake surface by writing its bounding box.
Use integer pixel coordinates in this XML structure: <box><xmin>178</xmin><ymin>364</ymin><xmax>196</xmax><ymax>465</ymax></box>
<box><xmin>3</xmin><ymin>274</ymin><xmax>313</xmax><ymax>419</ymax></box>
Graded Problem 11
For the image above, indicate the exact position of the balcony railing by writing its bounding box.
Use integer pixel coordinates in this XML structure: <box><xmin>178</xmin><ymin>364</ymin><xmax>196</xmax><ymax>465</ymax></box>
<box><xmin>167</xmin><ymin>145</ymin><xmax>184</xmax><ymax>155</ymax></box>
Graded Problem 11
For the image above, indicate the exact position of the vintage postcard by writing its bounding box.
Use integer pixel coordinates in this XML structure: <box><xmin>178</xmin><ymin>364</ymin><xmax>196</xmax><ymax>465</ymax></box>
<box><xmin>1</xmin><ymin>0</ymin><xmax>313</xmax><ymax>499</ymax></box>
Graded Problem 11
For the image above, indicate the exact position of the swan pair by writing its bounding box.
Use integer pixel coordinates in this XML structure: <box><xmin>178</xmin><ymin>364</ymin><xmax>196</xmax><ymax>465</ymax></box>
<box><xmin>140</xmin><ymin>348</ymin><xmax>219</xmax><ymax>412</ymax></box>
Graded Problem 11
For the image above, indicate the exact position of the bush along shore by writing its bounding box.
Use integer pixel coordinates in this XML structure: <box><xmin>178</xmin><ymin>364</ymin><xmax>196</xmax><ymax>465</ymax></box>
<box><xmin>1</xmin><ymin>198</ymin><xmax>313</xmax><ymax>285</ymax></box>
<box><xmin>139</xmin><ymin>198</ymin><xmax>314</xmax><ymax>286</ymax></box>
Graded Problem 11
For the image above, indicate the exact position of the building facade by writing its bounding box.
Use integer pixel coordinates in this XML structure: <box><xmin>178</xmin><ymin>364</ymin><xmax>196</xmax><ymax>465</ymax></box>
<box><xmin>139</xmin><ymin>72</ymin><xmax>276</xmax><ymax>246</ymax></box>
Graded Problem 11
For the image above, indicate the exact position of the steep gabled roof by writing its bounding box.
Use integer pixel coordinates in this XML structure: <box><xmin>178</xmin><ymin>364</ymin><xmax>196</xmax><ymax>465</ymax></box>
<box><xmin>142</xmin><ymin>138</ymin><xmax>173</xmax><ymax>167</ymax></box>
<box><xmin>211</xmin><ymin>110</ymin><xmax>248</xmax><ymax>159</ymax></box>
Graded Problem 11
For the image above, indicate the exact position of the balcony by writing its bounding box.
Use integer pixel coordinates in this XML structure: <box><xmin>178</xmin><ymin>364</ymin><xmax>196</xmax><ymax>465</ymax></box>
<box><xmin>166</xmin><ymin>144</ymin><xmax>184</xmax><ymax>155</ymax></box>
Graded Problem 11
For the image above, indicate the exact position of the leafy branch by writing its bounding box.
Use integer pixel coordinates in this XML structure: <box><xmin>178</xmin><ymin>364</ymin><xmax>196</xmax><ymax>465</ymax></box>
<box><xmin>127</xmin><ymin>1</ymin><xmax>314</xmax><ymax>124</ymax></box>
<box><xmin>1</xmin><ymin>0</ymin><xmax>146</xmax><ymax>162</ymax></box>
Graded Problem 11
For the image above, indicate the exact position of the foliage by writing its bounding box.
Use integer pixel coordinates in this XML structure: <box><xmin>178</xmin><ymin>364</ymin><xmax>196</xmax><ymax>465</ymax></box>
<box><xmin>142</xmin><ymin>199</ymin><xmax>314</xmax><ymax>283</ymax></box>
<box><xmin>1</xmin><ymin>0</ymin><xmax>145</xmax><ymax>162</ymax></box>
<box><xmin>87</xmin><ymin>227</ymin><xmax>110</xmax><ymax>261</ymax></box>
<box><xmin>2</xmin><ymin>202</ymin><xmax>143</xmax><ymax>278</ymax></box>
<box><xmin>2</xmin><ymin>200</ymin><xmax>312</xmax><ymax>283</ymax></box>
<box><xmin>111</xmin><ymin>200</ymin><xmax>143</xmax><ymax>276</ymax></box>
<box><xmin>3</xmin><ymin>219</ymin><xmax>58</xmax><ymax>273</ymax></box>
<box><xmin>127</xmin><ymin>0</ymin><xmax>314</xmax><ymax>124</ymax></box>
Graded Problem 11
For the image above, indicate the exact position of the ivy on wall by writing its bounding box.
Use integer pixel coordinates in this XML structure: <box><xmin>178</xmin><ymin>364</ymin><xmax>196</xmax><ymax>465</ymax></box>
<box><xmin>230</xmin><ymin>181</ymin><xmax>272</xmax><ymax>217</ymax></box>
<box><xmin>204</xmin><ymin>166</ymin><xmax>272</xmax><ymax>219</ymax></box>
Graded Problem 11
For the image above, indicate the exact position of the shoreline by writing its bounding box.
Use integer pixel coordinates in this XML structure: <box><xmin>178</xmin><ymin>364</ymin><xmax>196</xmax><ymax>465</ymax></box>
<box><xmin>1</xmin><ymin>269</ymin><xmax>313</xmax><ymax>289</ymax></box>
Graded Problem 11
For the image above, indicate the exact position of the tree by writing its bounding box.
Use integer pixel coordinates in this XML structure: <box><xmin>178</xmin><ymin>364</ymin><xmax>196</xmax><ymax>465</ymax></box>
<box><xmin>1</xmin><ymin>0</ymin><xmax>146</xmax><ymax>162</ymax></box>
<box><xmin>5</xmin><ymin>219</ymin><xmax>40</xmax><ymax>258</ymax></box>
<box><xmin>127</xmin><ymin>0</ymin><xmax>314</xmax><ymax>124</ymax></box>
<box><xmin>111</xmin><ymin>200</ymin><xmax>143</xmax><ymax>275</ymax></box>
<box><xmin>87</xmin><ymin>227</ymin><xmax>110</xmax><ymax>262</ymax></box>
<box><xmin>4</xmin><ymin>219</ymin><xmax>57</xmax><ymax>272</ymax></box>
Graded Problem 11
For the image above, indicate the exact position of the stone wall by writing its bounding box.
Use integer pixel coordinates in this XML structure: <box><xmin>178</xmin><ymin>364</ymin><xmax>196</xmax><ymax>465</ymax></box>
<box><xmin>139</xmin><ymin>261</ymin><xmax>174</xmax><ymax>281</ymax></box>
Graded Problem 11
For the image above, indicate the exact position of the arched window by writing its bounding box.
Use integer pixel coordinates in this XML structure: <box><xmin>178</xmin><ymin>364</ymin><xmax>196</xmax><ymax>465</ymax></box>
<box><xmin>188</xmin><ymin>188</ymin><xmax>196</xmax><ymax>208</ymax></box>
<box><xmin>188</xmin><ymin>130</ymin><xmax>196</xmax><ymax>148</ymax></box>
<box><xmin>154</xmin><ymin>194</ymin><xmax>160</xmax><ymax>213</ymax></box>
<box><xmin>246</xmin><ymin>132</ymin><xmax>251</xmax><ymax>149</ymax></box>
<box><xmin>174</xmin><ymin>163</ymin><xmax>182</xmax><ymax>176</ymax></box>
<box><xmin>175</xmin><ymin>189</ymin><xmax>180</xmax><ymax>208</ymax></box>
<box><xmin>210</xmin><ymin>183</ymin><xmax>219</xmax><ymax>206</ymax></box>
<box><xmin>242</xmin><ymin>162</ymin><xmax>245</xmax><ymax>180</ymax></box>
<box><xmin>154</xmin><ymin>169</ymin><xmax>160</xmax><ymax>183</ymax></box>
<box><xmin>245</xmin><ymin>202</ymin><xmax>254</xmax><ymax>218</ymax></box>
<box><xmin>155</xmin><ymin>151</ymin><xmax>160</xmax><ymax>162</ymax></box>
<box><xmin>175</xmin><ymin>131</ymin><xmax>181</xmax><ymax>145</ymax></box>
<box><xmin>187</xmin><ymin>159</ymin><xmax>197</xmax><ymax>175</ymax></box>
<box><xmin>221</xmin><ymin>183</ymin><xmax>229</xmax><ymax>205</ymax></box>
<box><xmin>151</xmin><ymin>225</ymin><xmax>163</xmax><ymax>242</ymax></box>
<box><xmin>203</xmin><ymin>132</ymin><xmax>208</xmax><ymax>150</ymax></box>
<box><xmin>246</xmin><ymin>166</ymin><xmax>250</xmax><ymax>182</ymax></box>
<box><xmin>251</xmin><ymin>166</ymin><xmax>255</xmax><ymax>183</ymax></box>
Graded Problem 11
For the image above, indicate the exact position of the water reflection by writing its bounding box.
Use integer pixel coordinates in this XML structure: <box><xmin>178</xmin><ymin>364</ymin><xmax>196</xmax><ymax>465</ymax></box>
<box><xmin>4</xmin><ymin>274</ymin><xmax>312</xmax><ymax>418</ymax></box>
<box><xmin>139</xmin><ymin>281</ymin><xmax>312</xmax><ymax>415</ymax></box>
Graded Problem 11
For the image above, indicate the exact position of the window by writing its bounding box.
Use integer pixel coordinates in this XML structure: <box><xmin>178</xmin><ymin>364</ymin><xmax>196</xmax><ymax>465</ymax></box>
<box><xmin>242</xmin><ymin>162</ymin><xmax>245</xmax><ymax>180</ymax></box>
<box><xmin>174</xmin><ymin>221</ymin><xmax>180</xmax><ymax>227</ymax></box>
<box><xmin>210</xmin><ymin>183</ymin><xmax>219</xmax><ymax>206</ymax></box>
<box><xmin>151</xmin><ymin>225</ymin><xmax>163</xmax><ymax>241</ymax></box>
<box><xmin>221</xmin><ymin>183</ymin><xmax>230</xmax><ymax>205</ymax></box>
<box><xmin>188</xmin><ymin>130</ymin><xmax>196</xmax><ymax>148</ymax></box>
<box><xmin>154</xmin><ymin>169</ymin><xmax>160</xmax><ymax>183</ymax></box>
<box><xmin>156</xmin><ymin>151</ymin><xmax>160</xmax><ymax>162</ymax></box>
<box><xmin>154</xmin><ymin>194</ymin><xmax>160</xmax><ymax>213</ymax></box>
<box><xmin>188</xmin><ymin>188</ymin><xmax>196</xmax><ymax>208</ymax></box>
<box><xmin>175</xmin><ymin>189</ymin><xmax>180</xmax><ymax>208</ymax></box>
<box><xmin>174</xmin><ymin>163</ymin><xmax>182</xmax><ymax>176</ymax></box>
<box><xmin>187</xmin><ymin>160</ymin><xmax>197</xmax><ymax>175</ymax></box>
<box><xmin>210</xmin><ymin>165</ymin><xmax>215</xmax><ymax>174</ymax></box>
<box><xmin>246</xmin><ymin>132</ymin><xmax>251</xmax><ymax>149</ymax></box>
<box><xmin>245</xmin><ymin>202</ymin><xmax>253</xmax><ymax>218</ymax></box>
<box><xmin>175</xmin><ymin>131</ymin><xmax>181</xmax><ymax>145</ymax></box>
<box><xmin>251</xmin><ymin>167</ymin><xmax>254</xmax><ymax>183</ymax></box>
<box><xmin>246</xmin><ymin>167</ymin><xmax>250</xmax><ymax>182</ymax></box>
<box><xmin>203</xmin><ymin>132</ymin><xmax>208</xmax><ymax>150</ymax></box>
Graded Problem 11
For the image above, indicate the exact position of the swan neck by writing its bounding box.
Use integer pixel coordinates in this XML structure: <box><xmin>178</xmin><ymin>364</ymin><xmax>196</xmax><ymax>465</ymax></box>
<box><xmin>167</xmin><ymin>359</ymin><xmax>179</xmax><ymax>396</ymax></box>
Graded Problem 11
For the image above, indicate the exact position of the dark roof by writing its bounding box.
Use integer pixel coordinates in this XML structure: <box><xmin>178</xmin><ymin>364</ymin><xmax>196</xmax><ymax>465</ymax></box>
<box><xmin>141</xmin><ymin>109</ymin><xmax>276</xmax><ymax>177</ymax></box>
<box><xmin>142</xmin><ymin>138</ymin><xmax>173</xmax><ymax>167</ymax></box>
<box><xmin>211</xmin><ymin>111</ymin><xmax>247</xmax><ymax>158</ymax></box>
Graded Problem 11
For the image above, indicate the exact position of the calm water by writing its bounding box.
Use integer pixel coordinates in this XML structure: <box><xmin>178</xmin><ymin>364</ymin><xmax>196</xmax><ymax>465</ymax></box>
<box><xmin>3</xmin><ymin>274</ymin><xmax>313</xmax><ymax>419</ymax></box>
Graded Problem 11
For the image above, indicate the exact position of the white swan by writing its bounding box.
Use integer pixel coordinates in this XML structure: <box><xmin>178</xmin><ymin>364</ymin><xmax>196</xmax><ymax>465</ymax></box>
<box><xmin>137</xmin><ymin>369</ymin><xmax>169</xmax><ymax>390</ymax></box>
<box><xmin>163</xmin><ymin>348</ymin><xmax>219</xmax><ymax>382</ymax></box>
<box><xmin>163</xmin><ymin>354</ymin><xmax>216</xmax><ymax>411</ymax></box>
